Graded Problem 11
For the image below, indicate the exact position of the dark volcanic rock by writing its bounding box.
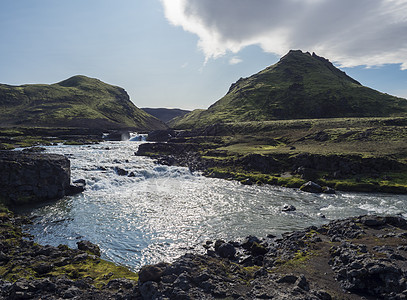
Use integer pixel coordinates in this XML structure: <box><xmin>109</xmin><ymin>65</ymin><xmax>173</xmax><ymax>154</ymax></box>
<box><xmin>216</xmin><ymin>242</ymin><xmax>236</xmax><ymax>258</ymax></box>
<box><xmin>67</xmin><ymin>179</ymin><xmax>86</xmax><ymax>195</ymax></box>
<box><xmin>3</xmin><ymin>195</ymin><xmax>407</xmax><ymax>300</ymax></box>
<box><xmin>103</xmin><ymin>130</ymin><xmax>131</xmax><ymax>141</ymax></box>
<box><xmin>114</xmin><ymin>166</ymin><xmax>128</xmax><ymax>176</ymax></box>
<box><xmin>0</xmin><ymin>210</ymin><xmax>137</xmax><ymax>300</ymax></box>
<box><xmin>300</xmin><ymin>181</ymin><xmax>323</xmax><ymax>193</ymax></box>
<box><xmin>139</xmin><ymin>263</ymin><xmax>169</xmax><ymax>283</ymax></box>
<box><xmin>147</xmin><ymin>129</ymin><xmax>176</xmax><ymax>142</ymax></box>
<box><xmin>0</xmin><ymin>151</ymin><xmax>77</xmax><ymax>205</ymax></box>
<box><xmin>282</xmin><ymin>204</ymin><xmax>297</xmax><ymax>212</ymax></box>
<box><xmin>76</xmin><ymin>240</ymin><xmax>101</xmax><ymax>256</ymax></box>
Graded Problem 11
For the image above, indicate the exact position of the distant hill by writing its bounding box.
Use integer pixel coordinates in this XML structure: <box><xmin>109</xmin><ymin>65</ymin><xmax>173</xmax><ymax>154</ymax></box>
<box><xmin>0</xmin><ymin>75</ymin><xmax>167</xmax><ymax>131</ymax></box>
<box><xmin>171</xmin><ymin>50</ymin><xmax>407</xmax><ymax>129</ymax></box>
<box><xmin>141</xmin><ymin>108</ymin><xmax>190</xmax><ymax>123</ymax></box>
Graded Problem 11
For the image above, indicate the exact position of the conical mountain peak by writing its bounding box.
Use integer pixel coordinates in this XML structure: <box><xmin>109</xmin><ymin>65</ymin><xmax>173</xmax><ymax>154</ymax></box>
<box><xmin>56</xmin><ymin>75</ymin><xmax>99</xmax><ymax>87</ymax></box>
<box><xmin>171</xmin><ymin>50</ymin><xmax>407</xmax><ymax>129</ymax></box>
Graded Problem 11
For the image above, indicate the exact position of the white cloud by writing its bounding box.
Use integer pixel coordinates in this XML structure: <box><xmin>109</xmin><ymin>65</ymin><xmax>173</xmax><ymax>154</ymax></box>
<box><xmin>229</xmin><ymin>56</ymin><xmax>243</xmax><ymax>65</ymax></box>
<box><xmin>160</xmin><ymin>0</ymin><xmax>407</xmax><ymax>69</ymax></box>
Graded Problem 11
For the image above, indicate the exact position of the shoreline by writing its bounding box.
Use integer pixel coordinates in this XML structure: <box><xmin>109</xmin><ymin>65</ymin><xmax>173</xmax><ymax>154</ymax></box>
<box><xmin>2</xmin><ymin>203</ymin><xmax>407</xmax><ymax>299</ymax></box>
<box><xmin>0</xmin><ymin>130</ymin><xmax>406</xmax><ymax>298</ymax></box>
<box><xmin>137</xmin><ymin>142</ymin><xmax>407</xmax><ymax>195</ymax></box>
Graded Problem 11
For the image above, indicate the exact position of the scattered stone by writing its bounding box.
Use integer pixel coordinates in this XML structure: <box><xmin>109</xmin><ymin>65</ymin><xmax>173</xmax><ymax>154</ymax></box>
<box><xmin>73</xmin><ymin>178</ymin><xmax>86</xmax><ymax>186</ymax></box>
<box><xmin>360</xmin><ymin>216</ymin><xmax>386</xmax><ymax>227</ymax></box>
<box><xmin>282</xmin><ymin>204</ymin><xmax>296</xmax><ymax>212</ymax></box>
<box><xmin>216</xmin><ymin>242</ymin><xmax>236</xmax><ymax>259</ymax></box>
<box><xmin>33</xmin><ymin>262</ymin><xmax>54</xmax><ymax>275</ymax></box>
<box><xmin>300</xmin><ymin>181</ymin><xmax>323</xmax><ymax>193</ymax></box>
<box><xmin>295</xmin><ymin>275</ymin><xmax>310</xmax><ymax>291</ymax></box>
<box><xmin>22</xmin><ymin>147</ymin><xmax>46</xmax><ymax>153</ymax></box>
<box><xmin>103</xmin><ymin>130</ymin><xmax>131</xmax><ymax>141</ymax></box>
<box><xmin>114</xmin><ymin>167</ymin><xmax>128</xmax><ymax>176</ymax></box>
<box><xmin>138</xmin><ymin>262</ymin><xmax>169</xmax><ymax>283</ymax></box>
<box><xmin>322</xmin><ymin>186</ymin><xmax>336</xmax><ymax>194</ymax></box>
<box><xmin>241</xmin><ymin>235</ymin><xmax>261</xmax><ymax>250</ymax></box>
<box><xmin>67</xmin><ymin>179</ymin><xmax>86</xmax><ymax>195</ymax></box>
<box><xmin>241</xmin><ymin>178</ymin><xmax>253</xmax><ymax>185</ymax></box>
<box><xmin>77</xmin><ymin>240</ymin><xmax>101</xmax><ymax>256</ymax></box>
<box><xmin>277</xmin><ymin>274</ymin><xmax>298</xmax><ymax>284</ymax></box>
<box><xmin>250</xmin><ymin>242</ymin><xmax>268</xmax><ymax>256</ymax></box>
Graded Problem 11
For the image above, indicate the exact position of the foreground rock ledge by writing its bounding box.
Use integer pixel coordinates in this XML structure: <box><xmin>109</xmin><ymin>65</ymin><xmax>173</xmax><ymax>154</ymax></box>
<box><xmin>136</xmin><ymin>214</ymin><xmax>407</xmax><ymax>299</ymax></box>
<box><xmin>0</xmin><ymin>151</ymin><xmax>84</xmax><ymax>205</ymax></box>
<box><xmin>2</xmin><ymin>212</ymin><xmax>407</xmax><ymax>299</ymax></box>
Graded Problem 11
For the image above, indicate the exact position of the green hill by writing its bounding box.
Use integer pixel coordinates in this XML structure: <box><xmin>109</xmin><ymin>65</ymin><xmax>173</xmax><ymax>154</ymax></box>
<box><xmin>171</xmin><ymin>50</ymin><xmax>407</xmax><ymax>129</ymax></box>
<box><xmin>0</xmin><ymin>75</ymin><xmax>167</xmax><ymax>131</ymax></box>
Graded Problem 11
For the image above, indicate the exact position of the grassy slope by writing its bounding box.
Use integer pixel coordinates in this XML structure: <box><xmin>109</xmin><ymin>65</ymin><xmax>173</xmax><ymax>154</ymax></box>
<box><xmin>208</xmin><ymin>117</ymin><xmax>407</xmax><ymax>160</ymax></box>
<box><xmin>168</xmin><ymin>117</ymin><xmax>407</xmax><ymax>193</ymax></box>
<box><xmin>171</xmin><ymin>50</ymin><xmax>407</xmax><ymax>129</ymax></box>
<box><xmin>168</xmin><ymin>109</ymin><xmax>206</xmax><ymax>129</ymax></box>
<box><xmin>0</xmin><ymin>75</ymin><xmax>167</xmax><ymax>131</ymax></box>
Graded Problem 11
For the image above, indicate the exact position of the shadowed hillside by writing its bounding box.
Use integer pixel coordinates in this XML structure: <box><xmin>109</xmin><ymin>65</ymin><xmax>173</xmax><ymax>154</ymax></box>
<box><xmin>0</xmin><ymin>75</ymin><xmax>167</xmax><ymax>131</ymax></box>
<box><xmin>171</xmin><ymin>50</ymin><xmax>407</xmax><ymax>129</ymax></box>
<box><xmin>141</xmin><ymin>107</ymin><xmax>190</xmax><ymax>123</ymax></box>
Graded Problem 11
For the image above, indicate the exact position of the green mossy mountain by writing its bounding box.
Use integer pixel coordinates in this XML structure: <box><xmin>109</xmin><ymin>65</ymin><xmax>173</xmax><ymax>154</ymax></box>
<box><xmin>0</xmin><ymin>75</ymin><xmax>167</xmax><ymax>131</ymax></box>
<box><xmin>171</xmin><ymin>50</ymin><xmax>407</xmax><ymax>129</ymax></box>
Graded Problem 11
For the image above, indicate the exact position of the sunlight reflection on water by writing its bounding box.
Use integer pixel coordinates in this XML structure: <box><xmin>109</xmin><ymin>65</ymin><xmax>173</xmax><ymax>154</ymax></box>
<box><xmin>19</xmin><ymin>141</ymin><xmax>407</xmax><ymax>271</ymax></box>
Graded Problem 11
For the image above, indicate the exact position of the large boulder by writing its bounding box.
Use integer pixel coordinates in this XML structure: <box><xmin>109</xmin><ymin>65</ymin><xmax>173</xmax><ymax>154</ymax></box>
<box><xmin>0</xmin><ymin>151</ymin><xmax>81</xmax><ymax>205</ymax></box>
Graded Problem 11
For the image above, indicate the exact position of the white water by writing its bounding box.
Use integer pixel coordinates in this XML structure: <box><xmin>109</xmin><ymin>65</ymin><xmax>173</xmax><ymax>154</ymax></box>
<box><xmin>20</xmin><ymin>141</ymin><xmax>407</xmax><ymax>271</ymax></box>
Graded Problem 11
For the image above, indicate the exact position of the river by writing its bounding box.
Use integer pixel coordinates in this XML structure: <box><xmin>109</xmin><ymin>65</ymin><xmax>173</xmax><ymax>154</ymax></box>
<box><xmin>19</xmin><ymin>141</ymin><xmax>407</xmax><ymax>271</ymax></box>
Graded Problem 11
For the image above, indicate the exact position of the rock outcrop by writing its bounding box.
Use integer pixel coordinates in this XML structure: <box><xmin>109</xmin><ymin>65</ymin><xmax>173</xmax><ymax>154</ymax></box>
<box><xmin>136</xmin><ymin>215</ymin><xmax>407</xmax><ymax>299</ymax></box>
<box><xmin>136</xmin><ymin>140</ymin><xmax>407</xmax><ymax>193</ymax></box>
<box><xmin>0</xmin><ymin>151</ymin><xmax>83</xmax><ymax>205</ymax></box>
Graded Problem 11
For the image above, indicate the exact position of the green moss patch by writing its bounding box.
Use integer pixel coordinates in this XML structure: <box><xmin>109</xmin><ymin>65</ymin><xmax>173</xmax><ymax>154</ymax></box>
<box><xmin>0</xmin><ymin>206</ymin><xmax>138</xmax><ymax>289</ymax></box>
<box><xmin>50</xmin><ymin>258</ymin><xmax>138</xmax><ymax>288</ymax></box>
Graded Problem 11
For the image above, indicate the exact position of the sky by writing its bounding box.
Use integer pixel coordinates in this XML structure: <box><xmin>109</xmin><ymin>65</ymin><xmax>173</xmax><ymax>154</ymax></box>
<box><xmin>1</xmin><ymin>0</ymin><xmax>407</xmax><ymax>110</ymax></box>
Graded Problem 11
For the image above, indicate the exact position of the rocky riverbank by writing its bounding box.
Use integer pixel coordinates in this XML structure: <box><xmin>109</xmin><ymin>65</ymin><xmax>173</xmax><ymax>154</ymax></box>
<box><xmin>136</xmin><ymin>141</ymin><xmax>407</xmax><ymax>194</ymax></box>
<box><xmin>136</xmin><ymin>214</ymin><xmax>407</xmax><ymax>299</ymax></box>
<box><xmin>1</xmin><ymin>202</ymin><xmax>407</xmax><ymax>299</ymax></box>
<box><xmin>0</xmin><ymin>205</ymin><xmax>138</xmax><ymax>299</ymax></box>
